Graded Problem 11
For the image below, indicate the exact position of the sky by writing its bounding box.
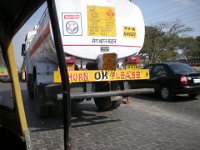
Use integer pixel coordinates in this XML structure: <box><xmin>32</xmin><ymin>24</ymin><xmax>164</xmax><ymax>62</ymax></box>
<box><xmin>134</xmin><ymin>0</ymin><xmax>200</xmax><ymax>37</ymax></box>
<box><xmin>13</xmin><ymin>0</ymin><xmax>200</xmax><ymax>68</ymax></box>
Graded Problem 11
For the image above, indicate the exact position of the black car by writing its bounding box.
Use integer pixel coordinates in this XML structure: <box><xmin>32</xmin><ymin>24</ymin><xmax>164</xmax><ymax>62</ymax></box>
<box><xmin>130</xmin><ymin>62</ymin><xmax>200</xmax><ymax>100</ymax></box>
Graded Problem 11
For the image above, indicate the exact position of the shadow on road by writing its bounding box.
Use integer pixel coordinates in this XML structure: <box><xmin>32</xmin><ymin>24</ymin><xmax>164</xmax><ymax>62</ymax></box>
<box><xmin>21</xmin><ymin>90</ymin><xmax>121</xmax><ymax>132</ymax></box>
<box><xmin>71</xmin><ymin>101</ymin><xmax>121</xmax><ymax>128</ymax></box>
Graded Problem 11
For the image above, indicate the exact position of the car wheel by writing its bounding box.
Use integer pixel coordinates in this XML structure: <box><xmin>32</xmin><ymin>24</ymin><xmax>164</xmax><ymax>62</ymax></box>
<box><xmin>188</xmin><ymin>94</ymin><xmax>198</xmax><ymax>99</ymax></box>
<box><xmin>160</xmin><ymin>86</ymin><xmax>173</xmax><ymax>100</ymax></box>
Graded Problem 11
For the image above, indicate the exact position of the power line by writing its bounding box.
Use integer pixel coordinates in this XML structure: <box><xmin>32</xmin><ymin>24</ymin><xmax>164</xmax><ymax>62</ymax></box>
<box><xmin>143</xmin><ymin>0</ymin><xmax>184</xmax><ymax>17</ymax></box>
<box><xmin>145</xmin><ymin>5</ymin><xmax>200</xmax><ymax>22</ymax></box>
<box><xmin>144</xmin><ymin>0</ymin><xmax>200</xmax><ymax>18</ymax></box>
<box><xmin>156</xmin><ymin>9</ymin><xmax>200</xmax><ymax>22</ymax></box>
<box><xmin>140</xmin><ymin>0</ymin><xmax>200</xmax><ymax>36</ymax></box>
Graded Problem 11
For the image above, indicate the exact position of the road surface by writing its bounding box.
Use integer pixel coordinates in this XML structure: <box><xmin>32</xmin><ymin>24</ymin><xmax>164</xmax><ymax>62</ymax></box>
<box><xmin>1</xmin><ymin>82</ymin><xmax>200</xmax><ymax>150</ymax></box>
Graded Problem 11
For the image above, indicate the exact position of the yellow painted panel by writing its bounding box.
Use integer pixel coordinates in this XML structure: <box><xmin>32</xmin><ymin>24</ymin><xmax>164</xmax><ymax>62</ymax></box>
<box><xmin>54</xmin><ymin>69</ymin><xmax>149</xmax><ymax>83</ymax></box>
<box><xmin>7</xmin><ymin>42</ymin><xmax>28</xmax><ymax>131</ymax></box>
<box><xmin>126</xmin><ymin>64</ymin><xmax>138</xmax><ymax>69</ymax></box>
<box><xmin>123</xmin><ymin>26</ymin><xmax>136</xmax><ymax>38</ymax></box>
<box><xmin>87</xmin><ymin>6</ymin><xmax>116</xmax><ymax>37</ymax></box>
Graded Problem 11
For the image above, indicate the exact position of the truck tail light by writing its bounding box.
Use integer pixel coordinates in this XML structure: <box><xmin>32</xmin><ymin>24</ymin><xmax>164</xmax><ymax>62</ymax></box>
<box><xmin>65</xmin><ymin>56</ymin><xmax>75</xmax><ymax>64</ymax></box>
<box><xmin>180</xmin><ymin>74</ymin><xmax>188</xmax><ymax>85</ymax></box>
<box><xmin>127</xmin><ymin>57</ymin><xmax>141</xmax><ymax>64</ymax></box>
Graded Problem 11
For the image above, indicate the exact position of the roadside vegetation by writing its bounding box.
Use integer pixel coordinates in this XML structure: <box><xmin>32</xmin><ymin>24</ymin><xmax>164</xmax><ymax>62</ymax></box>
<box><xmin>193</xmin><ymin>66</ymin><xmax>200</xmax><ymax>72</ymax></box>
<box><xmin>139</xmin><ymin>20</ymin><xmax>200</xmax><ymax>65</ymax></box>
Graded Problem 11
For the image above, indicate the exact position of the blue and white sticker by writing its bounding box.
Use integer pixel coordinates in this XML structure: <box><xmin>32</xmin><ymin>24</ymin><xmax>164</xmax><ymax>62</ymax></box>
<box><xmin>62</xmin><ymin>13</ymin><xmax>82</xmax><ymax>36</ymax></box>
<box><xmin>66</xmin><ymin>21</ymin><xmax>79</xmax><ymax>34</ymax></box>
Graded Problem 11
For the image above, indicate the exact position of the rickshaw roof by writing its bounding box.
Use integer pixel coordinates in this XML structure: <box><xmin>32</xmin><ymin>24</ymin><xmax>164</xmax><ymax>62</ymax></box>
<box><xmin>0</xmin><ymin>0</ymin><xmax>44</xmax><ymax>37</ymax></box>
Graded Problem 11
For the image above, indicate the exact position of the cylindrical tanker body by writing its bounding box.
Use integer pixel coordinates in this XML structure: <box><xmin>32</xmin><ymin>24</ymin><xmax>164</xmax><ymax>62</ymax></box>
<box><xmin>26</xmin><ymin>0</ymin><xmax>145</xmax><ymax>66</ymax></box>
<box><xmin>26</xmin><ymin>9</ymin><xmax>57</xmax><ymax>66</ymax></box>
<box><xmin>23</xmin><ymin>0</ymin><xmax>149</xmax><ymax>117</ymax></box>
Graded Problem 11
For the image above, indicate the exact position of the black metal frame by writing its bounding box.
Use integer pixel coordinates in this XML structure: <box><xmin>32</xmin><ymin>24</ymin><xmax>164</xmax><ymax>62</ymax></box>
<box><xmin>47</xmin><ymin>0</ymin><xmax>71</xmax><ymax>150</ymax></box>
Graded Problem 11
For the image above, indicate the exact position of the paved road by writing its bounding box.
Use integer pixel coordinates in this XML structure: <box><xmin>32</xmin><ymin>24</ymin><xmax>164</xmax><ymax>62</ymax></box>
<box><xmin>1</xmin><ymin>82</ymin><xmax>200</xmax><ymax>150</ymax></box>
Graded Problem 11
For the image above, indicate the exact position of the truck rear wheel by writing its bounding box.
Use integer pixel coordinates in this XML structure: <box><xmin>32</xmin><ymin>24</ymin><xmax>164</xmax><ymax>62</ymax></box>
<box><xmin>27</xmin><ymin>75</ymin><xmax>34</xmax><ymax>98</ymax></box>
<box><xmin>111</xmin><ymin>100</ymin><xmax>122</xmax><ymax>109</ymax></box>
<box><xmin>34</xmin><ymin>81</ymin><xmax>49</xmax><ymax>117</ymax></box>
<box><xmin>94</xmin><ymin>97</ymin><xmax>113</xmax><ymax>110</ymax></box>
<box><xmin>94</xmin><ymin>82</ymin><xmax>122</xmax><ymax>110</ymax></box>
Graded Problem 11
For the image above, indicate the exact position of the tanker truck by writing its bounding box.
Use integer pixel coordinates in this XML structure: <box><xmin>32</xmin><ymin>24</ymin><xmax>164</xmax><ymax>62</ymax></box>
<box><xmin>21</xmin><ymin>0</ymin><xmax>149</xmax><ymax>117</ymax></box>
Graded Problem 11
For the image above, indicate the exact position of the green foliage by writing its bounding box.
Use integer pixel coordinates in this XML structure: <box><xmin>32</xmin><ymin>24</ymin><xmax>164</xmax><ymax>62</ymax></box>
<box><xmin>160</xmin><ymin>50</ymin><xmax>176</xmax><ymax>62</ymax></box>
<box><xmin>140</xmin><ymin>20</ymin><xmax>195</xmax><ymax>63</ymax></box>
<box><xmin>178</xmin><ymin>37</ymin><xmax>200</xmax><ymax>59</ymax></box>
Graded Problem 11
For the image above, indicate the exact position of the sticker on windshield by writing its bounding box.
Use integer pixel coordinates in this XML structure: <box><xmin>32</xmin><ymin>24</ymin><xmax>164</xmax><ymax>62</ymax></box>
<box><xmin>62</xmin><ymin>13</ymin><xmax>82</xmax><ymax>36</ymax></box>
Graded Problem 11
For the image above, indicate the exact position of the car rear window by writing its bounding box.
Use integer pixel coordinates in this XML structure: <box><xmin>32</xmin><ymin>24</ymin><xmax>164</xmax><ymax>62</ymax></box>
<box><xmin>168</xmin><ymin>63</ymin><xmax>197</xmax><ymax>74</ymax></box>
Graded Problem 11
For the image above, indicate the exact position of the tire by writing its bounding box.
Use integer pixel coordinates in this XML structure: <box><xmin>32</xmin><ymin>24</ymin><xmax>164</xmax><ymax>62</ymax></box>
<box><xmin>94</xmin><ymin>82</ymin><xmax>113</xmax><ymax>110</ymax></box>
<box><xmin>94</xmin><ymin>98</ymin><xmax>113</xmax><ymax>110</ymax></box>
<box><xmin>27</xmin><ymin>75</ymin><xmax>34</xmax><ymax>98</ymax></box>
<box><xmin>74</xmin><ymin>99</ymin><xmax>85</xmax><ymax>103</ymax></box>
<box><xmin>34</xmin><ymin>80</ymin><xmax>49</xmax><ymax>117</ymax></box>
<box><xmin>160</xmin><ymin>86</ymin><xmax>173</xmax><ymax>100</ymax></box>
<box><xmin>111</xmin><ymin>100</ymin><xmax>122</xmax><ymax>109</ymax></box>
<box><xmin>189</xmin><ymin>94</ymin><xmax>198</xmax><ymax>99</ymax></box>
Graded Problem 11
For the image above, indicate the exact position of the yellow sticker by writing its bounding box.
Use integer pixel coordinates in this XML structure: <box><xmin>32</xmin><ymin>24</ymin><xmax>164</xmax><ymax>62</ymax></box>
<box><xmin>123</xmin><ymin>26</ymin><xmax>136</xmax><ymax>38</ymax></box>
<box><xmin>126</xmin><ymin>64</ymin><xmax>138</xmax><ymax>69</ymax></box>
<box><xmin>87</xmin><ymin>6</ymin><xmax>116</xmax><ymax>37</ymax></box>
<box><xmin>54</xmin><ymin>69</ymin><xmax>149</xmax><ymax>83</ymax></box>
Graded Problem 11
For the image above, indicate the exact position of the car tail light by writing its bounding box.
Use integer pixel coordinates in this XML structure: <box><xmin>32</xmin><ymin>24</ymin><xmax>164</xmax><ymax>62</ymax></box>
<box><xmin>180</xmin><ymin>74</ymin><xmax>188</xmax><ymax>85</ymax></box>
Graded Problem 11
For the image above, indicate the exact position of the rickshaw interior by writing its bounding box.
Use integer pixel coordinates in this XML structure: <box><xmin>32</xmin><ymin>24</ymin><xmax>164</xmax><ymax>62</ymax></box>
<box><xmin>0</xmin><ymin>0</ymin><xmax>44</xmax><ymax>149</ymax></box>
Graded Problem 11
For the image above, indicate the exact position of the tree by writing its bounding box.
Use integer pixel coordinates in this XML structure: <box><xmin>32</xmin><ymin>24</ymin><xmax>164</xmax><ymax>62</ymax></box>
<box><xmin>195</xmin><ymin>36</ymin><xmax>200</xmax><ymax>59</ymax></box>
<box><xmin>177</xmin><ymin>36</ymin><xmax>200</xmax><ymax>60</ymax></box>
<box><xmin>140</xmin><ymin>20</ymin><xmax>192</xmax><ymax>63</ymax></box>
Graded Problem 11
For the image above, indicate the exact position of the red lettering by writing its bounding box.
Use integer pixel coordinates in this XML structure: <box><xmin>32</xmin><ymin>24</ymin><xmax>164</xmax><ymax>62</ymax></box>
<box><xmin>64</xmin><ymin>15</ymin><xmax>80</xmax><ymax>19</ymax></box>
<box><xmin>136</xmin><ymin>72</ymin><xmax>141</xmax><ymax>78</ymax></box>
<box><xmin>111</xmin><ymin>71</ymin><xmax>115</xmax><ymax>79</ymax></box>
<box><xmin>121</xmin><ymin>72</ymin><xmax>125</xmax><ymax>79</ymax></box>
<box><xmin>68</xmin><ymin>72</ymin><xmax>89</xmax><ymax>82</ymax></box>
<box><xmin>125</xmin><ymin>72</ymin><xmax>131</xmax><ymax>79</ymax></box>
<box><xmin>78</xmin><ymin>73</ymin><xmax>83</xmax><ymax>81</ymax></box>
<box><xmin>74</xmin><ymin>74</ymin><xmax>78</xmax><ymax>81</ymax></box>
<box><xmin>68</xmin><ymin>73</ymin><xmax>72</xmax><ymax>81</ymax></box>
<box><xmin>83</xmin><ymin>73</ymin><xmax>89</xmax><ymax>81</ymax></box>
<box><xmin>131</xmin><ymin>72</ymin><xmax>135</xmax><ymax>79</ymax></box>
<box><xmin>116</xmin><ymin>72</ymin><xmax>120</xmax><ymax>79</ymax></box>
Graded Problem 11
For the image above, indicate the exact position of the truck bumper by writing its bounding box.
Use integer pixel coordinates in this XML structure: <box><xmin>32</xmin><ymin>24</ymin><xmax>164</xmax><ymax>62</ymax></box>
<box><xmin>45</xmin><ymin>82</ymin><xmax>148</xmax><ymax>101</ymax></box>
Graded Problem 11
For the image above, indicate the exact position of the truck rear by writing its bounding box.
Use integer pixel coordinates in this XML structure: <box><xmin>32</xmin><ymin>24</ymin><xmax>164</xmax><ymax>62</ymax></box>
<box><xmin>22</xmin><ymin>0</ymin><xmax>149</xmax><ymax>117</ymax></box>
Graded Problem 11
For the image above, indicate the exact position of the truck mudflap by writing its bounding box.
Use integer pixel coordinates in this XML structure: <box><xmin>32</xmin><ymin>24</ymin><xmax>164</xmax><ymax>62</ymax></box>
<box><xmin>54</xmin><ymin>69</ymin><xmax>149</xmax><ymax>83</ymax></box>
